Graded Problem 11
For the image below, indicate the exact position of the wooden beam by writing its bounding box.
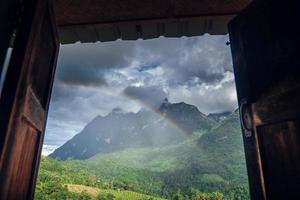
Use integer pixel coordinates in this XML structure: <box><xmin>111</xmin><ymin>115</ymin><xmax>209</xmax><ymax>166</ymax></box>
<box><xmin>54</xmin><ymin>0</ymin><xmax>251</xmax><ymax>27</ymax></box>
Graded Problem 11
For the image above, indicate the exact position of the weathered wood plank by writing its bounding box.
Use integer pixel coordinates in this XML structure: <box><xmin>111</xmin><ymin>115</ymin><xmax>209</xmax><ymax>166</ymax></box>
<box><xmin>0</xmin><ymin>0</ymin><xmax>59</xmax><ymax>199</ymax></box>
<box><xmin>55</xmin><ymin>0</ymin><xmax>250</xmax><ymax>26</ymax></box>
<box><xmin>23</xmin><ymin>87</ymin><xmax>45</xmax><ymax>132</ymax></box>
<box><xmin>229</xmin><ymin>0</ymin><xmax>300</xmax><ymax>199</ymax></box>
<box><xmin>252</xmin><ymin>86</ymin><xmax>300</xmax><ymax>126</ymax></box>
<box><xmin>257</xmin><ymin>120</ymin><xmax>300</xmax><ymax>199</ymax></box>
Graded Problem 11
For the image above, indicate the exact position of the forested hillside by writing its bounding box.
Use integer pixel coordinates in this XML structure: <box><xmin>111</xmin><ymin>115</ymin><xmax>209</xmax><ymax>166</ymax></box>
<box><xmin>35</xmin><ymin>108</ymin><xmax>249</xmax><ymax>200</ymax></box>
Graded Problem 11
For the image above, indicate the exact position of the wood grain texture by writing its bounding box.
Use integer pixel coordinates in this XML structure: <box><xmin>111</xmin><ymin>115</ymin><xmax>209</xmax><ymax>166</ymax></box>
<box><xmin>54</xmin><ymin>0</ymin><xmax>251</xmax><ymax>26</ymax></box>
<box><xmin>229</xmin><ymin>0</ymin><xmax>300</xmax><ymax>199</ymax></box>
<box><xmin>23</xmin><ymin>87</ymin><xmax>45</xmax><ymax>132</ymax></box>
<box><xmin>229</xmin><ymin>2</ymin><xmax>267</xmax><ymax>199</ymax></box>
<box><xmin>257</xmin><ymin>120</ymin><xmax>300</xmax><ymax>199</ymax></box>
<box><xmin>54</xmin><ymin>0</ymin><xmax>251</xmax><ymax>43</ymax></box>
<box><xmin>0</xmin><ymin>122</ymin><xmax>40</xmax><ymax>199</ymax></box>
<box><xmin>252</xmin><ymin>86</ymin><xmax>300</xmax><ymax>126</ymax></box>
<box><xmin>0</xmin><ymin>0</ymin><xmax>59</xmax><ymax>199</ymax></box>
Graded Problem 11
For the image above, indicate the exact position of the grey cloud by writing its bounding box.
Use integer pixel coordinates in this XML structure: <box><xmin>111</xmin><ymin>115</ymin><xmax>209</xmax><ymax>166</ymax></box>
<box><xmin>55</xmin><ymin>35</ymin><xmax>231</xmax><ymax>88</ymax></box>
<box><xmin>46</xmin><ymin>81</ymin><xmax>142</xmax><ymax>146</ymax></box>
<box><xmin>59</xmin><ymin>41</ymin><xmax>136</xmax><ymax>69</ymax></box>
<box><xmin>111</xmin><ymin>107</ymin><xmax>125</xmax><ymax>113</ymax></box>
<box><xmin>123</xmin><ymin>86</ymin><xmax>168</xmax><ymax>109</ymax></box>
<box><xmin>137</xmin><ymin>63</ymin><xmax>160</xmax><ymax>72</ymax></box>
<box><xmin>56</xmin><ymin>40</ymin><xmax>137</xmax><ymax>87</ymax></box>
<box><xmin>55</xmin><ymin>64</ymin><xmax>107</xmax><ymax>86</ymax></box>
<box><xmin>134</xmin><ymin>35</ymin><xmax>232</xmax><ymax>86</ymax></box>
<box><xmin>169</xmin><ymin>72</ymin><xmax>238</xmax><ymax>114</ymax></box>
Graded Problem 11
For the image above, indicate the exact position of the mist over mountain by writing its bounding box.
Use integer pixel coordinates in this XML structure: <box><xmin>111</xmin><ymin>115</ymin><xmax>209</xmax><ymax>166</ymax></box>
<box><xmin>207</xmin><ymin>111</ymin><xmax>232</xmax><ymax>122</ymax></box>
<box><xmin>50</xmin><ymin>99</ymin><xmax>216</xmax><ymax>160</ymax></box>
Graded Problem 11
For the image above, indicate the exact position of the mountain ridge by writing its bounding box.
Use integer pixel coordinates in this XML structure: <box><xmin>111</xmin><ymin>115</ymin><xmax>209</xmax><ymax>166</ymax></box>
<box><xmin>207</xmin><ymin>111</ymin><xmax>232</xmax><ymax>122</ymax></box>
<box><xmin>42</xmin><ymin>109</ymin><xmax>248</xmax><ymax>199</ymax></box>
<box><xmin>50</xmin><ymin>100</ymin><xmax>216</xmax><ymax>160</ymax></box>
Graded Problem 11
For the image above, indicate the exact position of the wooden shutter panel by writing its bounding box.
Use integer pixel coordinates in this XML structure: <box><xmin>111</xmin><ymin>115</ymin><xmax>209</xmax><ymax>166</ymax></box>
<box><xmin>0</xmin><ymin>0</ymin><xmax>59</xmax><ymax>199</ymax></box>
<box><xmin>229</xmin><ymin>0</ymin><xmax>300</xmax><ymax>199</ymax></box>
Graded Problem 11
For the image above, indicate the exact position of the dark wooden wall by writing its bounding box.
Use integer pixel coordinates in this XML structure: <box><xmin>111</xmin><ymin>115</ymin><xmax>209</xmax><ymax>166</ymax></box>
<box><xmin>229</xmin><ymin>0</ymin><xmax>300</xmax><ymax>199</ymax></box>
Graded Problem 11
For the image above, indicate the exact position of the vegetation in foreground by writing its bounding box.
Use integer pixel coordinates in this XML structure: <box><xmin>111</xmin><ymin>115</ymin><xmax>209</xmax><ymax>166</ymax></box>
<box><xmin>35</xmin><ymin>111</ymin><xmax>249</xmax><ymax>200</ymax></box>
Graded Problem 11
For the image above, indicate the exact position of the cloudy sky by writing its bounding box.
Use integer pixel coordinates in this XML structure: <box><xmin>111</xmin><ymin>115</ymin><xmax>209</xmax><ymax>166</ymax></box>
<box><xmin>43</xmin><ymin>34</ymin><xmax>238</xmax><ymax>153</ymax></box>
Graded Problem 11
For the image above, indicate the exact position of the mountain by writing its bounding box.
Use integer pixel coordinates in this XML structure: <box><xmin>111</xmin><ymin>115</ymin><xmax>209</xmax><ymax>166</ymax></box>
<box><xmin>85</xmin><ymin>110</ymin><xmax>247</xmax><ymax>195</ymax></box>
<box><xmin>50</xmin><ymin>99</ymin><xmax>216</xmax><ymax>160</ymax></box>
<box><xmin>207</xmin><ymin>111</ymin><xmax>232</xmax><ymax>122</ymax></box>
<box><xmin>38</xmin><ymin>110</ymin><xmax>249</xmax><ymax>199</ymax></box>
<box><xmin>160</xmin><ymin>99</ymin><xmax>215</xmax><ymax>131</ymax></box>
<box><xmin>90</xmin><ymin>110</ymin><xmax>246</xmax><ymax>181</ymax></box>
<box><xmin>200</xmin><ymin>110</ymin><xmax>243</xmax><ymax>156</ymax></box>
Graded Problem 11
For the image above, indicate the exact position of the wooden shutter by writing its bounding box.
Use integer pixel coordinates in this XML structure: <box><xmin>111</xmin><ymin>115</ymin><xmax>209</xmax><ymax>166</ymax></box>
<box><xmin>0</xmin><ymin>0</ymin><xmax>59</xmax><ymax>199</ymax></box>
<box><xmin>229</xmin><ymin>0</ymin><xmax>300</xmax><ymax>199</ymax></box>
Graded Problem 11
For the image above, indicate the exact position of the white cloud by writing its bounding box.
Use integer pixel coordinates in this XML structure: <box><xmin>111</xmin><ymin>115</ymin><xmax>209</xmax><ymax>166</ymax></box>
<box><xmin>41</xmin><ymin>144</ymin><xmax>59</xmax><ymax>156</ymax></box>
<box><xmin>169</xmin><ymin>71</ymin><xmax>237</xmax><ymax>114</ymax></box>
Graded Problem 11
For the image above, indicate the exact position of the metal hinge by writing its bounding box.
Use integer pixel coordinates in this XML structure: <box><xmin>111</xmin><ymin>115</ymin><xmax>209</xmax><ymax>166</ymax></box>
<box><xmin>239</xmin><ymin>99</ymin><xmax>253</xmax><ymax>138</ymax></box>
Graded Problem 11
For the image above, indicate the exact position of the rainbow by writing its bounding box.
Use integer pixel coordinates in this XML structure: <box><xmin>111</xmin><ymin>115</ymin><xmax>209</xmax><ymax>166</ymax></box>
<box><xmin>59</xmin><ymin>83</ymin><xmax>191</xmax><ymax>138</ymax></box>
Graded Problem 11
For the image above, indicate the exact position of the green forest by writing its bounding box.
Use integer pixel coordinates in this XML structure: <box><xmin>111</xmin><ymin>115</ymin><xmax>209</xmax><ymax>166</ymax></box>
<box><xmin>35</xmin><ymin>110</ymin><xmax>249</xmax><ymax>200</ymax></box>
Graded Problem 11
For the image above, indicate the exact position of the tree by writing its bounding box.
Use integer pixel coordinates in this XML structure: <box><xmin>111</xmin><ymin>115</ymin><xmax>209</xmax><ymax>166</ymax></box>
<box><xmin>172</xmin><ymin>191</ymin><xmax>185</xmax><ymax>200</ymax></box>
<box><xmin>97</xmin><ymin>193</ymin><xmax>116</xmax><ymax>200</ymax></box>
<box><xmin>230</xmin><ymin>186</ymin><xmax>249</xmax><ymax>200</ymax></box>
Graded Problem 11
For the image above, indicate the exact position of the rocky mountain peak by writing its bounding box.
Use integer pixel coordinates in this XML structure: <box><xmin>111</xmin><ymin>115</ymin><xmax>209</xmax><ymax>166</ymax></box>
<box><xmin>50</xmin><ymin>101</ymin><xmax>216</xmax><ymax>160</ymax></box>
